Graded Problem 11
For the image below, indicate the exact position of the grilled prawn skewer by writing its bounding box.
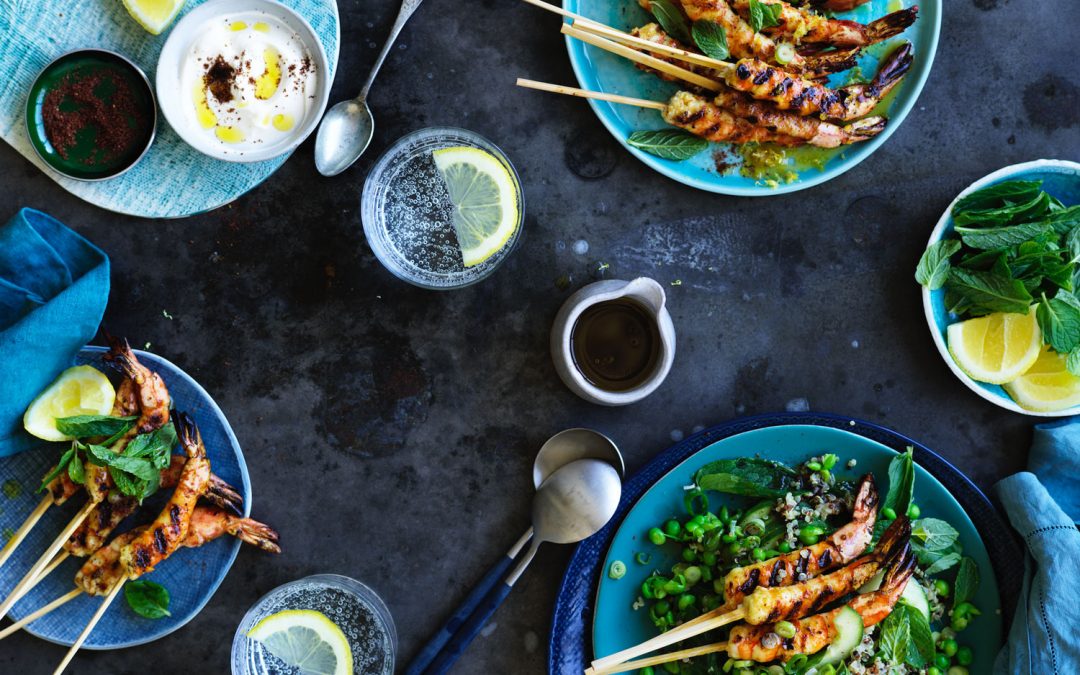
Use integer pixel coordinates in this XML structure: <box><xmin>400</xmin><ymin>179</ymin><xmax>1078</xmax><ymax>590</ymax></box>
<box><xmin>730</xmin><ymin>0</ymin><xmax>918</xmax><ymax>48</ymax></box>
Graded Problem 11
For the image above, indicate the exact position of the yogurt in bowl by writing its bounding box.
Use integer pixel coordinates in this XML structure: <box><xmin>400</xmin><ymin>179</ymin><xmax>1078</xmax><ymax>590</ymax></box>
<box><xmin>157</xmin><ymin>0</ymin><xmax>330</xmax><ymax>162</ymax></box>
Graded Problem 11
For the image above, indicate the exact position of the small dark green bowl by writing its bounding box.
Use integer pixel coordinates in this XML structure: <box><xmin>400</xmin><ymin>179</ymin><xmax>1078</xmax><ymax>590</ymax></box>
<box><xmin>25</xmin><ymin>49</ymin><xmax>157</xmax><ymax>181</ymax></box>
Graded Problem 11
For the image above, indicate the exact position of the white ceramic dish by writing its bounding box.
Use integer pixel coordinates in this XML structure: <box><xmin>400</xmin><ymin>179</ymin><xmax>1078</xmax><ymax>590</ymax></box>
<box><xmin>156</xmin><ymin>0</ymin><xmax>330</xmax><ymax>163</ymax></box>
<box><xmin>921</xmin><ymin>158</ymin><xmax>1080</xmax><ymax>416</ymax></box>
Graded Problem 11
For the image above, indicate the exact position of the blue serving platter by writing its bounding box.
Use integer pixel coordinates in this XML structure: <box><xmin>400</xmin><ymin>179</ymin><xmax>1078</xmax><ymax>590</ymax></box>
<box><xmin>549</xmin><ymin>413</ymin><xmax>1024</xmax><ymax>674</ymax></box>
<box><xmin>0</xmin><ymin>346</ymin><xmax>251</xmax><ymax>649</ymax></box>
<box><xmin>921</xmin><ymin>159</ymin><xmax>1080</xmax><ymax>416</ymax></box>
<box><xmin>561</xmin><ymin>0</ymin><xmax>940</xmax><ymax>195</ymax></box>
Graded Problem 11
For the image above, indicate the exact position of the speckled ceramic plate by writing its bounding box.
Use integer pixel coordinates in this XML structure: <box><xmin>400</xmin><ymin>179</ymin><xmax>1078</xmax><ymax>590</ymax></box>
<box><xmin>549</xmin><ymin>413</ymin><xmax>1023</xmax><ymax>674</ymax></box>
<box><xmin>561</xmin><ymin>0</ymin><xmax>940</xmax><ymax>195</ymax></box>
<box><xmin>0</xmin><ymin>346</ymin><xmax>251</xmax><ymax>649</ymax></box>
<box><xmin>921</xmin><ymin>159</ymin><xmax>1080</xmax><ymax>417</ymax></box>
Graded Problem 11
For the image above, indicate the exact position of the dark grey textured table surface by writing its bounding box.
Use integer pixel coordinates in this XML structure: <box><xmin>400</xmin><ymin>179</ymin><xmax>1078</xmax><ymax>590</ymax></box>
<box><xmin>2</xmin><ymin>0</ymin><xmax>1078</xmax><ymax>672</ymax></box>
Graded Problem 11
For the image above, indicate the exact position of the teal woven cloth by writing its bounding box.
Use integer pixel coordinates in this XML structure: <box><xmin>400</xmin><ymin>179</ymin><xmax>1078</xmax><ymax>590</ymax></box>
<box><xmin>0</xmin><ymin>0</ymin><xmax>339</xmax><ymax>218</ymax></box>
<box><xmin>0</xmin><ymin>208</ymin><xmax>109</xmax><ymax>457</ymax></box>
<box><xmin>994</xmin><ymin>420</ymin><xmax>1080</xmax><ymax>675</ymax></box>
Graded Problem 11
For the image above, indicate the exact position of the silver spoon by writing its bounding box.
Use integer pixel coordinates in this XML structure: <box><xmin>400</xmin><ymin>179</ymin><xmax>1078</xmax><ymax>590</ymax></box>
<box><xmin>314</xmin><ymin>0</ymin><xmax>424</xmax><ymax>176</ymax></box>
<box><xmin>404</xmin><ymin>431</ymin><xmax>622</xmax><ymax>675</ymax></box>
<box><xmin>421</xmin><ymin>459</ymin><xmax>623</xmax><ymax>673</ymax></box>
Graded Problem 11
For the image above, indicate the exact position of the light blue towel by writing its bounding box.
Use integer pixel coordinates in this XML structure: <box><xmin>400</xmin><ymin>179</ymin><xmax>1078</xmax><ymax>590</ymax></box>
<box><xmin>994</xmin><ymin>420</ymin><xmax>1080</xmax><ymax>675</ymax></box>
<box><xmin>0</xmin><ymin>208</ymin><xmax>109</xmax><ymax>457</ymax></box>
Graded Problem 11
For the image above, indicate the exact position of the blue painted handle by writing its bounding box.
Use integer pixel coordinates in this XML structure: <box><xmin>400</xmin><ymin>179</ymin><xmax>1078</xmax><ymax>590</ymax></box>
<box><xmin>403</xmin><ymin>554</ymin><xmax>515</xmax><ymax>675</ymax></box>
<box><xmin>422</xmin><ymin>581</ymin><xmax>514</xmax><ymax>674</ymax></box>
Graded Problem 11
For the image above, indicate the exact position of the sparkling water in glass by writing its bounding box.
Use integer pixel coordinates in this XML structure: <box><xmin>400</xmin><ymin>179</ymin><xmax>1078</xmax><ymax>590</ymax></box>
<box><xmin>232</xmin><ymin>574</ymin><xmax>396</xmax><ymax>675</ymax></box>
<box><xmin>361</xmin><ymin>127</ymin><xmax>523</xmax><ymax>290</ymax></box>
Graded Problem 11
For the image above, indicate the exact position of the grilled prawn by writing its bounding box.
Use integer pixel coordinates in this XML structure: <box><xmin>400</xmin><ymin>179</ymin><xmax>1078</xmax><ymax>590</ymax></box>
<box><xmin>664</xmin><ymin>91</ymin><xmax>804</xmax><ymax>145</ymax></box>
<box><xmin>75</xmin><ymin>507</ymin><xmax>280</xmax><ymax>595</ymax></box>
<box><xmin>727</xmin><ymin>543</ymin><xmax>916</xmax><ymax>662</ymax></box>
<box><xmin>631</xmin><ymin>25</ymin><xmax>887</xmax><ymax>147</ymax></box>
<box><xmin>65</xmin><ymin>460</ymin><xmax>243</xmax><ymax>557</ymax></box>
<box><xmin>730</xmin><ymin>0</ymin><xmax>918</xmax><ymax>48</ymax></box>
<box><xmin>120</xmin><ymin>412</ymin><xmax>210</xmax><ymax>577</ymax></box>
<box><xmin>741</xmin><ymin>515</ymin><xmax>910</xmax><ymax>625</ymax></box>
<box><xmin>721</xmin><ymin>475</ymin><xmax>878</xmax><ymax>605</ymax></box>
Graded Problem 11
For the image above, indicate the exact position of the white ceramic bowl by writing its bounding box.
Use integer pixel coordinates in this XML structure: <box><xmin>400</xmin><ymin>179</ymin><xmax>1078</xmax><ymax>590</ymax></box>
<box><xmin>156</xmin><ymin>0</ymin><xmax>330</xmax><ymax>163</ymax></box>
<box><xmin>921</xmin><ymin>159</ymin><xmax>1080</xmax><ymax>417</ymax></box>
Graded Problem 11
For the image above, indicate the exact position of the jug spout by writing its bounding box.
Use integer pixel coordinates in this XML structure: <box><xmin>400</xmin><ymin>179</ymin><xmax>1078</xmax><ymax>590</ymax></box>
<box><xmin>623</xmin><ymin>277</ymin><xmax>666</xmax><ymax>315</ymax></box>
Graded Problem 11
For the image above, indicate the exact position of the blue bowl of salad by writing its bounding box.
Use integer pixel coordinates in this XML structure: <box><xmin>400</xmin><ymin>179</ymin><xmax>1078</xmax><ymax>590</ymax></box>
<box><xmin>920</xmin><ymin>159</ymin><xmax>1080</xmax><ymax>416</ymax></box>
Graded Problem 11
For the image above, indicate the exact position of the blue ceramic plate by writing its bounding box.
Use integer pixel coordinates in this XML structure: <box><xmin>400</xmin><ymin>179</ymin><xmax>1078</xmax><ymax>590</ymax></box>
<box><xmin>549</xmin><ymin>413</ymin><xmax>1022</xmax><ymax>674</ymax></box>
<box><xmin>921</xmin><ymin>159</ymin><xmax>1080</xmax><ymax>416</ymax></box>
<box><xmin>562</xmin><ymin>0</ymin><xmax>940</xmax><ymax>195</ymax></box>
<box><xmin>0</xmin><ymin>346</ymin><xmax>251</xmax><ymax>649</ymax></box>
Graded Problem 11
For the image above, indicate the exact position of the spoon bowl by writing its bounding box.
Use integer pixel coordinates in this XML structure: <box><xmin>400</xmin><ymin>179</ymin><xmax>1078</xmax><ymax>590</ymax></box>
<box><xmin>314</xmin><ymin>98</ymin><xmax>374</xmax><ymax>176</ymax></box>
<box><xmin>531</xmin><ymin>459</ymin><xmax>622</xmax><ymax>546</ymax></box>
<box><xmin>533</xmin><ymin>428</ymin><xmax>624</xmax><ymax>488</ymax></box>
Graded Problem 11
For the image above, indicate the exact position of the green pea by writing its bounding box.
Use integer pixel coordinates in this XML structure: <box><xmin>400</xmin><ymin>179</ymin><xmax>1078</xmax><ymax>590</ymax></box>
<box><xmin>714</xmin><ymin>579</ymin><xmax>726</xmax><ymax>594</ymax></box>
<box><xmin>934</xmin><ymin>579</ymin><xmax>950</xmax><ymax>598</ymax></box>
<box><xmin>682</xmin><ymin>547</ymin><xmax>698</xmax><ymax>562</ymax></box>
<box><xmin>722</xmin><ymin>533</ymin><xmax>737</xmax><ymax>544</ymax></box>
<box><xmin>752</xmin><ymin>548</ymin><xmax>766</xmax><ymax>561</ymax></box>
<box><xmin>928</xmin><ymin>669</ymin><xmax>942</xmax><ymax>675</ymax></box>
<box><xmin>608</xmin><ymin>560</ymin><xmax>626</xmax><ymax>579</ymax></box>
<box><xmin>908</xmin><ymin>503</ymin><xmax>921</xmax><ymax>518</ymax></box>
<box><xmin>934</xmin><ymin>654</ymin><xmax>950</xmax><ymax>669</ymax></box>
<box><xmin>822</xmin><ymin>453</ymin><xmax>838</xmax><ymax>469</ymax></box>
<box><xmin>774</xmin><ymin>620</ymin><xmax>796</xmax><ymax>638</ymax></box>
<box><xmin>820</xmin><ymin>469</ymin><xmax>832</xmax><ymax>482</ymax></box>
<box><xmin>700</xmin><ymin>566</ymin><xmax>713</xmax><ymax>582</ymax></box>
<box><xmin>947</xmin><ymin>668</ymin><xmax>969</xmax><ymax>675</ymax></box>
<box><xmin>797</xmin><ymin>530</ymin><xmax>819</xmax><ymax>546</ymax></box>
<box><xmin>664</xmin><ymin>520</ymin><xmax>681</xmax><ymax>537</ymax></box>
<box><xmin>648</xmin><ymin>527</ymin><xmax>665</xmax><ymax>546</ymax></box>
<box><xmin>806</xmin><ymin>461</ymin><xmax>822</xmax><ymax>471</ymax></box>
<box><xmin>702</xmin><ymin>551</ymin><xmax>717</xmax><ymax>567</ymax></box>
<box><xmin>663</xmin><ymin>660</ymin><xmax>680</xmax><ymax>673</ymax></box>
<box><xmin>641</xmin><ymin>581</ymin><xmax>654</xmax><ymax>599</ymax></box>
<box><xmin>677</xmin><ymin>593</ymin><xmax>696</xmax><ymax>611</ymax></box>
<box><xmin>940</xmin><ymin>638</ymin><xmax>957</xmax><ymax>657</ymax></box>
<box><xmin>684</xmin><ymin>566</ymin><xmax>702</xmax><ymax>584</ymax></box>
<box><xmin>689</xmin><ymin>514</ymin><xmax>705</xmax><ymax>528</ymax></box>
<box><xmin>882</xmin><ymin>507</ymin><xmax>897</xmax><ymax>520</ymax></box>
<box><xmin>956</xmin><ymin>647</ymin><xmax>973</xmax><ymax>666</ymax></box>
<box><xmin>778</xmin><ymin>542</ymin><xmax>792</xmax><ymax>553</ymax></box>
<box><xmin>653</xmin><ymin>600</ymin><xmax>670</xmax><ymax>615</ymax></box>
<box><xmin>640</xmin><ymin>668</ymin><xmax>655</xmax><ymax>675</ymax></box>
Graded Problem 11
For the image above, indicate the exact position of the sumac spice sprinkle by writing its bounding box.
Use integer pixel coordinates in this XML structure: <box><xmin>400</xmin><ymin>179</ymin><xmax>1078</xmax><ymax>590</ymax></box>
<box><xmin>42</xmin><ymin>68</ymin><xmax>147</xmax><ymax>165</ymax></box>
<box><xmin>205</xmin><ymin>55</ymin><xmax>237</xmax><ymax>104</ymax></box>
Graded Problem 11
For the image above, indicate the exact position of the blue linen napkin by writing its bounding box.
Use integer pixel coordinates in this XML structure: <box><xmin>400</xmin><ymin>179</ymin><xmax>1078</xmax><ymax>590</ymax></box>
<box><xmin>993</xmin><ymin>420</ymin><xmax>1080</xmax><ymax>674</ymax></box>
<box><xmin>0</xmin><ymin>208</ymin><xmax>109</xmax><ymax>457</ymax></box>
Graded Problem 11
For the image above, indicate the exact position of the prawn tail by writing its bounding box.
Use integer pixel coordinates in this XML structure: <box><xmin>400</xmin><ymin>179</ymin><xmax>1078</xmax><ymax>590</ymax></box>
<box><xmin>233</xmin><ymin>518</ymin><xmax>282</xmax><ymax>554</ymax></box>
<box><xmin>867</xmin><ymin>6</ymin><xmax>919</xmax><ymax>43</ymax></box>
<box><xmin>872</xmin><ymin>41</ymin><xmax>915</xmax><ymax>91</ymax></box>
<box><xmin>205</xmin><ymin>475</ymin><xmax>245</xmax><ymax>515</ymax></box>
<box><xmin>175</xmin><ymin>411</ymin><xmax>205</xmax><ymax>459</ymax></box>
<box><xmin>879</xmin><ymin>543</ymin><xmax>917</xmax><ymax>594</ymax></box>
<box><xmin>804</xmin><ymin>46</ymin><xmax>861</xmax><ymax>75</ymax></box>
<box><xmin>874</xmin><ymin>515</ymin><xmax>912</xmax><ymax>564</ymax></box>
<box><xmin>845</xmin><ymin>115</ymin><xmax>888</xmax><ymax>139</ymax></box>
<box><xmin>103</xmin><ymin>333</ymin><xmax>140</xmax><ymax>379</ymax></box>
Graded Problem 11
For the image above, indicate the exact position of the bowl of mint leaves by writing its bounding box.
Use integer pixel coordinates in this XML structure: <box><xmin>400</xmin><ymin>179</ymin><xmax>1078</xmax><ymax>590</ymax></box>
<box><xmin>918</xmin><ymin>159</ymin><xmax>1080</xmax><ymax>415</ymax></box>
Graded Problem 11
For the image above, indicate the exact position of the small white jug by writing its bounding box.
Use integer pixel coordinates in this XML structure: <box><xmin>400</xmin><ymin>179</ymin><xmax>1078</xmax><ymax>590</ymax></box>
<box><xmin>550</xmin><ymin>277</ymin><xmax>676</xmax><ymax>406</ymax></box>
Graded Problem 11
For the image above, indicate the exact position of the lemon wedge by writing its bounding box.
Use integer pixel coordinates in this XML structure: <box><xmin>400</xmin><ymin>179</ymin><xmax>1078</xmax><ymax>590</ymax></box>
<box><xmin>23</xmin><ymin>366</ymin><xmax>116</xmax><ymax>442</ymax></box>
<box><xmin>432</xmin><ymin>146</ymin><xmax>520</xmax><ymax>268</ymax></box>
<box><xmin>1004</xmin><ymin>347</ymin><xmax>1080</xmax><ymax>412</ymax></box>
<box><xmin>121</xmin><ymin>0</ymin><xmax>185</xmax><ymax>35</ymax></box>
<box><xmin>247</xmin><ymin>610</ymin><xmax>353</xmax><ymax>675</ymax></box>
<box><xmin>946</xmin><ymin>309</ymin><xmax>1042</xmax><ymax>385</ymax></box>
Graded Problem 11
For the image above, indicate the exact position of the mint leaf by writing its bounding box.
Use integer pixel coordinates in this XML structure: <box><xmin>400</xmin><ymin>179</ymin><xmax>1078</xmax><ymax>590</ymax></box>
<box><xmin>947</xmin><ymin>267</ymin><xmax>1032</xmax><ymax>315</ymax></box>
<box><xmin>953</xmin><ymin>191</ymin><xmax>1051</xmax><ymax>228</ymax></box>
<box><xmin>691</xmin><ymin>20</ymin><xmax>729</xmax><ymax>60</ymax></box>
<box><xmin>953</xmin><ymin>180</ymin><xmax>1042</xmax><ymax>214</ymax></box>
<box><xmin>627</xmin><ymin>130</ymin><xmax>708</xmax><ymax>161</ymax></box>
<box><xmin>67</xmin><ymin>452</ymin><xmax>85</xmax><ymax>485</ymax></box>
<box><xmin>693</xmin><ymin>457</ymin><xmax>801</xmax><ymax>498</ymax></box>
<box><xmin>54</xmin><ymin>415</ymin><xmax>137</xmax><ymax>440</ymax></box>
<box><xmin>879</xmin><ymin>603</ymin><xmax>912</xmax><ymax>665</ymax></box>
<box><xmin>912</xmin><ymin>518</ymin><xmax>959</xmax><ymax>551</ymax></box>
<box><xmin>882</xmin><ymin>447</ymin><xmax>914</xmax><ymax>517</ymax></box>
<box><xmin>916</xmin><ymin>239</ymin><xmax>961</xmax><ymax>289</ymax></box>
<box><xmin>125</xmin><ymin>580</ymin><xmax>171</xmax><ymax>619</ymax></box>
<box><xmin>37</xmin><ymin>446</ymin><xmax>75</xmax><ymax>493</ymax></box>
<box><xmin>901</xmin><ymin>601</ymin><xmax>935</xmax><ymax>666</ymax></box>
<box><xmin>1068</xmin><ymin>349</ymin><xmax>1080</xmax><ymax>377</ymax></box>
<box><xmin>1037</xmin><ymin>292</ymin><xmax>1080</xmax><ymax>354</ymax></box>
<box><xmin>924</xmin><ymin>551</ymin><xmax>962</xmax><ymax>575</ymax></box>
<box><xmin>748</xmin><ymin>0</ymin><xmax>783</xmax><ymax>32</ymax></box>
<box><xmin>953</xmin><ymin>556</ymin><xmax>980</xmax><ymax>608</ymax></box>
<box><xmin>648</xmin><ymin>0</ymin><xmax>692</xmax><ymax>45</ymax></box>
<box><xmin>955</xmin><ymin>221</ymin><xmax>1054</xmax><ymax>250</ymax></box>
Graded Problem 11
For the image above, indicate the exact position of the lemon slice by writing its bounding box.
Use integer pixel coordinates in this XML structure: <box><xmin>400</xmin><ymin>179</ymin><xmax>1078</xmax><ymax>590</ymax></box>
<box><xmin>247</xmin><ymin>610</ymin><xmax>353</xmax><ymax>675</ymax></box>
<box><xmin>121</xmin><ymin>0</ymin><xmax>185</xmax><ymax>35</ymax></box>
<box><xmin>947</xmin><ymin>310</ymin><xmax>1041</xmax><ymax>385</ymax></box>
<box><xmin>23</xmin><ymin>366</ymin><xmax>116</xmax><ymax>442</ymax></box>
<box><xmin>432</xmin><ymin>146</ymin><xmax>520</xmax><ymax>268</ymax></box>
<box><xmin>1004</xmin><ymin>347</ymin><xmax>1080</xmax><ymax>412</ymax></box>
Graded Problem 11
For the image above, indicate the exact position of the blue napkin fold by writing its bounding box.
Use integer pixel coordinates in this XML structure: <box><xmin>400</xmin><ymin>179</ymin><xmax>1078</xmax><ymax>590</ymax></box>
<box><xmin>0</xmin><ymin>208</ymin><xmax>109</xmax><ymax>457</ymax></box>
<box><xmin>994</xmin><ymin>420</ymin><xmax>1080</xmax><ymax>675</ymax></box>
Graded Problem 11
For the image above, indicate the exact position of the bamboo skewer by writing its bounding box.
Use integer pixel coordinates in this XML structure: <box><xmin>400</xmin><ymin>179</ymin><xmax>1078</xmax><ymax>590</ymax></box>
<box><xmin>0</xmin><ymin>500</ymin><xmax>94</xmax><ymax>618</ymax></box>
<box><xmin>589</xmin><ymin>606</ymin><xmax>746</xmax><ymax>672</ymax></box>
<box><xmin>562</xmin><ymin>24</ymin><xmax>723</xmax><ymax>93</ymax></box>
<box><xmin>571</xmin><ymin>19</ymin><xmax>734</xmax><ymax>72</ymax></box>
<box><xmin>516</xmin><ymin>79</ymin><xmax>666</xmax><ymax>110</ymax></box>
<box><xmin>0</xmin><ymin>495</ymin><xmax>52</xmax><ymax>570</ymax></box>
<box><xmin>588</xmin><ymin>641</ymin><xmax>730</xmax><ymax>675</ymax></box>
<box><xmin>53</xmin><ymin>579</ymin><xmax>125</xmax><ymax>675</ymax></box>
<box><xmin>0</xmin><ymin>588</ymin><xmax>82</xmax><ymax>640</ymax></box>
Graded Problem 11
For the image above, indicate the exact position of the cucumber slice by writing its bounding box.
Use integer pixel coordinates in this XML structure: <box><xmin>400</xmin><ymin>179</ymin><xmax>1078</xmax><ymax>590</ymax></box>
<box><xmin>818</xmin><ymin>606</ymin><xmax>864</xmax><ymax>666</ymax></box>
<box><xmin>858</xmin><ymin>572</ymin><xmax>931</xmax><ymax>621</ymax></box>
<box><xmin>740</xmin><ymin>500</ymin><xmax>776</xmax><ymax>527</ymax></box>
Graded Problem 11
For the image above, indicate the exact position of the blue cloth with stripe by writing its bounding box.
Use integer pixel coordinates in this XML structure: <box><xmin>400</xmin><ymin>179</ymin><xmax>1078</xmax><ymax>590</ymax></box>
<box><xmin>994</xmin><ymin>419</ymin><xmax>1080</xmax><ymax>674</ymax></box>
<box><xmin>0</xmin><ymin>208</ymin><xmax>108</xmax><ymax>457</ymax></box>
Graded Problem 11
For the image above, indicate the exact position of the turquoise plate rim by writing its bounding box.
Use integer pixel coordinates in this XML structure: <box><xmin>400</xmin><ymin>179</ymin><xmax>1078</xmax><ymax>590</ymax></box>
<box><xmin>561</xmin><ymin>0</ymin><xmax>941</xmax><ymax>196</ymax></box>
<box><xmin>15</xmin><ymin>345</ymin><xmax>252</xmax><ymax>650</ymax></box>
<box><xmin>920</xmin><ymin>158</ymin><xmax>1080</xmax><ymax>417</ymax></box>
<box><xmin>591</xmin><ymin>424</ymin><xmax>1003</xmax><ymax>670</ymax></box>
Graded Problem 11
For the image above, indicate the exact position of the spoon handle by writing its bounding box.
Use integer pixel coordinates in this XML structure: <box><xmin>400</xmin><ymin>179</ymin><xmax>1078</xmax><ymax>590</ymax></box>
<box><xmin>360</xmin><ymin>0</ymin><xmax>426</xmax><ymax>100</ymax></box>
<box><xmin>403</xmin><ymin>528</ymin><xmax>533</xmax><ymax>675</ymax></box>
<box><xmin>423</xmin><ymin>540</ymin><xmax>541</xmax><ymax>675</ymax></box>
